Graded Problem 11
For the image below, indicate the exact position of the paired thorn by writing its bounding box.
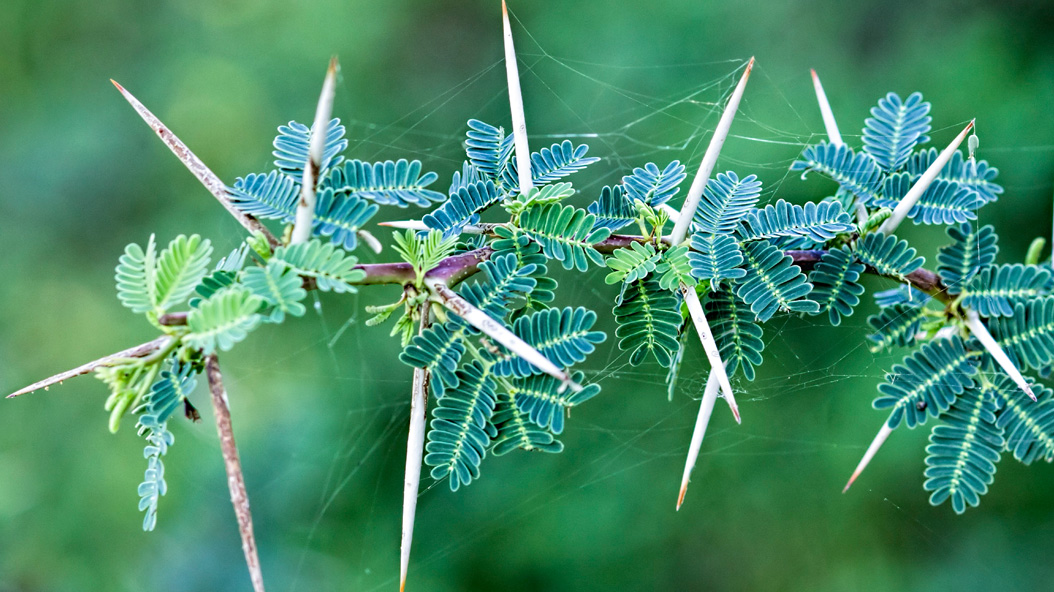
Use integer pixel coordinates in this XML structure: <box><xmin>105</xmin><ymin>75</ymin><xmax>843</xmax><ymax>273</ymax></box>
<box><xmin>809</xmin><ymin>69</ymin><xmax>843</xmax><ymax>146</ymax></box>
<box><xmin>676</xmin><ymin>369</ymin><xmax>721</xmax><ymax>510</ymax></box>
<box><xmin>681</xmin><ymin>285</ymin><xmax>740</xmax><ymax>423</ymax></box>
<box><xmin>110</xmin><ymin>80</ymin><xmax>280</xmax><ymax>248</ymax></box>
<box><xmin>965</xmin><ymin>309</ymin><xmax>1037</xmax><ymax>401</ymax></box>
<box><xmin>669</xmin><ymin>56</ymin><xmax>754</xmax><ymax>245</ymax></box>
<box><xmin>502</xmin><ymin>0</ymin><xmax>533</xmax><ymax>195</ymax></box>
<box><xmin>205</xmin><ymin>355</ymin><xmax>266</xmax><ymax>592</ymax></box>
<box><xmin>878</xmin><ymin>119</ymin><xmax>975</xmax><ymax>236</ymax></box>
<box><xmin>291</xmin><ymin>57</ymin><xmax>340</xmax><ymax>245</ymax></box>
<box><xmin>843</xmin><ymin>421</ymin><xmax>893</xmax><ymax>493</ymax></box>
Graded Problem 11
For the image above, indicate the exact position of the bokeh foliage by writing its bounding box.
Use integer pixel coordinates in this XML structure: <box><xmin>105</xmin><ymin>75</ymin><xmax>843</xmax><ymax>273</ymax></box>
<box><xmin>3</xmin><ymin>0</ymin><xmax>1054</xmax><ymax>590</ymax></box>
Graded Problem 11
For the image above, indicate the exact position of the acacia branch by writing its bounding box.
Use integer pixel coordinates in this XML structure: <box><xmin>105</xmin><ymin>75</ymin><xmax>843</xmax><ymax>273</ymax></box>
<box><xmin>6</xmin><ymin>336</ymin><xmax>171</xmax><ymax>398</ymax></box>
<box><xmin>206</xmin><ymin>354</ymin><xmax>266</xmax><ymax>592</ymax></box>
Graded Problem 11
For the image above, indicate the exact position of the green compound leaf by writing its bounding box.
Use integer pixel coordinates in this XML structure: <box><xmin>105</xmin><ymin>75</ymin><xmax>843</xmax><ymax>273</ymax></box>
<box><xmin>691</xmin><ymin>171</ymin><xmax>762</xmax><ymax>235</ymax></box>
<box><xmin>990</xmin><ymin>375</ymin><xmax>1054</xmax><ymax>464</ymax></box>
<box><xmin>503</xmin><ymin>139</ymin><xmax>600</xmax><ymax>191</ymax></box>
<box><xmin>875</xmin><ymin>174</ymin><xmax>985</xmax><ymax>225</ymax></box>
<box><xmin>924</xmin><ymin>385</ymin><xmax>1003</xmax><ymax>514</ymax></box>
<box><xmin>655</xmin><ymin>244</ymin><xmax>695</xmax><ymax>291</ymax></box>
<box><xmin>790</xmin><ymin>141</ymin><xmax>885</xmax><ymax>205</ymax></box>
<box><xmin>962</xmin><ymin>264</ymin><xmax>1051</xmax><ymax>318</ymax></box>
<box><xmin>873</xmin><ymin>336</ymin><xmax>980</xmax><ymax>429</ymax></box>
<box><xmin>518</xmin><ymin>203</ymin><xmax>611</xmax><ymax>271</ymax></box>
<box><xmin>854</xmin><ymin>232</ymin><xmax>925</xmax><ymax>279</ymax></box>
<box><xmin>135</xmin><ymin>415</ymin><xmax>174</xmax><ymax>532</ymax></box>
<box><xmin>808</xmin><ymin>246</ymin><xmax>866</xmax><ymax>326</ymax></box>
<box><xmin>311</xmin><ymin>187</ymin><xmax>379</xmax><ymax>251</ymax></box>
<box><xmin>399</xmin><ymin>323</ymin><xmax>466</xmax><ymax>396</ymax></box>
<box><xmin>425</xmin><ymin>361</ymin><xmax>499</xmax><ymax>491</ymax></box>
<box><xmin>622</xmin><ymin>160</ymin><xmax>687</xmax><ymax>207</ymax></box>
<box><xmin>613</xmin><ymin>277</ymin><xmax>682</xmax><ymax>367</ymax></box>
<box><xmin>735</xmin><ymin>241</ymin><xmax>819</xmax><ymax>322</ymax></box>
<box><xmin>491</xmin><ymin>392</ymin><xmax>564</xmax><ymax>456</ymax></box>
<box><xmin>465</xmin><ymin>119</ymin><xmax>515</xmax><ymax>186</ymax></box>
<box><xmin>587</xmin><ymin>185</ymin><xmax>637</xmax><ymax>232</ymax></box>
<box><xmin>458</xmin><ymin>253</ymin><xmax>538</xmax><ymax>319</ymax></box>
<box><xmin>228</xmin><ymin>171</ymin><xmax>299</xmax><ymax>221</ymax></box>
<box><xmin>324</xmin><ymin>158</ymin><xmax>445</xmax><ymax>207</ymax></box>
<box><xmin>504</xmin><ymin>371</ymin><xmax>601</xmax><ymax>434</ymax></box>
<box><xmin>424</xmin><ymin>179</ymin><xmax>502</xmax><ymax>238</ymax></box>
<box><xmin>184</xmin><ymin>286</ymin><xmax>264</xmax><ymax>355</ymax></box>
<box><xmin>116</xmin><ymin>234</ymin><xmax>158</xmax><ymax>314</ymax></box>
<box><xmin>705</xmin><ymin>288</ymin><xmax>764</xmax><ymax>381</ymax></box>
<box><xmin>605</xmin><ymin>242</ymin><xmax>660</xmax><ymax>285</ymax></box>
<box><xmin>688</xmin><ymin>233</ymin><xmax>746</xmax><ymax>286</ymax></box>
<box><xmin>936</xmin><ymin>223</ymin><xmax>998</xmax><ymax>295</ymax></box>
<box><xmin>271</xmin><ymin>240</ymin><xmax>364</xmax><ymax>293</ymax></box>
<box><xmin>492</xmin><ymin>227</ymin><xmax>557</xmax><ymax>305</ymax></box>
<box><xmin>990</xmin><ymin>297</ymin><xmax>1054</xmax><ymax>371</ymax></box>
<box><xmin>138</xmin><ymin>364</ymin><xmax>197</xmax><ymax>425</ymax></box>
<box><xmin>273</xmin><ymin>118</ymin><xmax>347</xmax><ymax>178</ymax></box>
<box><xmin>241</xmin><ymin>260</ymin><xmax>308</xmax><ymax>323</ymax></box>
<box><xmin>907</xmin><ymin>148</ymin><xmax>1003</xmax><ymax>204</ymax></box>
<box><xmin>866</xmin><ymin>303</ymin><xmax>927</xmax><ymax>352</ymax></box>
<box><xmin>862</xmin><ymin>92</ymin><xmax>932</xmax><ymax>172</ymax></box>
<box><xmin>736</xmin><ymin>199</ymin><xmax>855</xmax><ymax>242</ymax></box>
<box><xmin>493</xmin><ymin>306</ymin><xmax>606</xmax><ymax>377</ymax></box>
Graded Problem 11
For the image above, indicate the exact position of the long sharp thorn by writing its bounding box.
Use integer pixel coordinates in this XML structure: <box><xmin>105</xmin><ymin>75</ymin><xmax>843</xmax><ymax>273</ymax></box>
<box><xmin>670</xmin><ymin>57</ymin><xmax>754</xmax><ymax>245</ymax></box>
<box><xmin>677</xmin><ymin>369</ymin><xmax>721</xmax><ymax>510</ymax></box>
<box><xmin>502</xmin><ymin>0</ymin><xmax>533</xmax><ymax>194</ymax></box>
<box><xmin>681</xmin><ymin>285</ymin><xmax>740</xmax><ymax>423</ymax></box>
<box><xmin>843</xmin><ymin>422</ymin><xmax>894</xmax><ymax>493</ymax></box>
<box><xmin>110</xmin><ymin>80</ymin><xmax>280</xmax><ymax>248</ymax></box>
<box><xmin>430</xmin><ymin>283</ymin><xmax>580</xmax><ymax>391</ymax></box>
<box><xmin>878</xmin><ymin>119</ymin><xmax>975</xmax><ymax>235</ymax></box>
<box><xmin>378</xmin><ymin>220</ymin><xmax>493</xmax><ymax>235</ymax></box>
<box><xmin>401</xmin><ymin>307</ymin><xmax>432</xmax><ymax>592</ymax></box>
<box><xmin>291</xmin><ymin>57</ymin><xmax>339</xmax><ymax>245</ymax></box>
<box><xmin>7</xmin><ymin>336</ymin><xmax>170</xmax><ymax>398</ymax></box>
<box><xmin>205</xmin><ymin>355</ymin><xmax>266</xmax><ymax>592</ymax></box>
<box><xmin>965</xmin><ymin>309</ymin><xmax>1036</xmax><ymax>401</ymax></box>
<box><xmin>810</xmin><ymin>69</ymin><xmax>843</xmax><ymax>146</ymax></box>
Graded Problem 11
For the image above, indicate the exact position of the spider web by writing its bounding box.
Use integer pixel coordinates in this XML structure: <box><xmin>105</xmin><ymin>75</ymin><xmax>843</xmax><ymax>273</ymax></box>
<box><xmin>180</xmin><ymin>16</ymin><xmax>1046</xmax><ymax>592</ymax></box>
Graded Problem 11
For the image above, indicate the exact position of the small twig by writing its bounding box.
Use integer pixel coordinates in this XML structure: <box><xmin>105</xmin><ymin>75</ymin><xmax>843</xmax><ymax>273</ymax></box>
<box><xmin>965</xmin><ymin>309</ymin><xmax>1036</xmax><ymax>401</ymax></box>
<box><xmin>669</xmin><ymin>57</ymin><xmax>754</xmax><ymax>245</ymax></box>
<box><xmin>6</xmin><ymin>336</ymin><xmax>170</xmax><ymax>398</ymax></box>
<box><xmin>843</xmin><ymin>422</ymin><xmax>893</xmax><ymax>493</ymax></box>
<box><xmin>677</xmin><ymin>368</ymin><xmax>720</xmax><ymax>510</ymax></box>
<box><xmin>291</xmin><ymin>57</ymin><xmax>339</xmax><ymax>246</ymax></box>
<box><xmin>205</xmin><ymin>354</ymin><xmax>266</xmax><ymax>592</ymax></box>
<box><xmin>400</xmin><ymin>305</ymin><xmax>432</xmax><ymax>592</ymax></box>
<box><xmin>502</xmin><ymin>0</ymin><xmax>533</xmax><ymax>195</ymax></box>
<box><xmin>110</xmin><ymin>81</ymin><xmax>280</xmax><ymax>249</ymax></box>
<box><xmin>878</xmin><ymin>119</ymin><xmax>975</xmax><ymax>236</ymax></box>
<box><xmin>810</xmin><ymin>69</ymin><xmax>843</xmax><ymax>146</ymax></box>
<box><xmin>430</xmin><ymin>283</ymin><xmax>579</xmax><ymax>390</ymax></box>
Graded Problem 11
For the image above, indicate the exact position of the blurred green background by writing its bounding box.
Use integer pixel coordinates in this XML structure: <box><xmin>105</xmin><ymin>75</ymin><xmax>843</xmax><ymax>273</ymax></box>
<box><xmin>3</xmin><ymin>0</ymin><xmax>1054</xmax><ymax>590</ymax></box>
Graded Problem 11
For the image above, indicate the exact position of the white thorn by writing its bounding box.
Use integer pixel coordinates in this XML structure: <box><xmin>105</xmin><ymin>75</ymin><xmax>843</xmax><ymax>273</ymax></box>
<box><xmin>358</xmin><ymin>229</ymin><xmax>383</xmax><ymax>254</ymax></box>
<box><xmin>681</xmin><ymin>285</ymin><xmax>740</xmax><ymax>423</ymax></box>
<box><xmin>965</xmin><ymin>308</ymin><xmax>1036</xmax><ymax>401</ymax></box>
<box><xmin>843</xmin><ymin>422</ymin><xmax>893</xmax><ymax>493</ymax></box>
<box><xmin>878</xmin><ymin>119</ymin><xmax>975</xmax><ymax>236</ymax></box>
<box><xmin>400</xmin><ymin>365</ymin><xmax>429</xmax><ymax>592</ymax></box>
<box><xmin>670</xmin><ymin>57</ymin><xmax>755</xmax><ymax>245</ymax></box>
<box><xmin>676</xmin><ymin>369</ymin><xmax>720</xmax><ymax>510</ymax></box>
<box><xmin>810</xmin><ymin>69</ymin><xmax>843</xmax><ymax>146</ymax></box>
<box><xmin>378</xmin><ymin>220</ymin><xmax>492</xmax><ymax>235</ymax></box>
<box><xmin>291</xmin><ymin>57</ymin><xmax>339</xmax><ymax>245</ymax></box>
<box><xmin>502</xmin><ymin>1</ymin><xmax>533</xmax><ymax>194</ymax></box>
<box><xmin>430</xmin><ymin>283</ymin><xmax>579</xmax><ymax>390</ymax></box>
